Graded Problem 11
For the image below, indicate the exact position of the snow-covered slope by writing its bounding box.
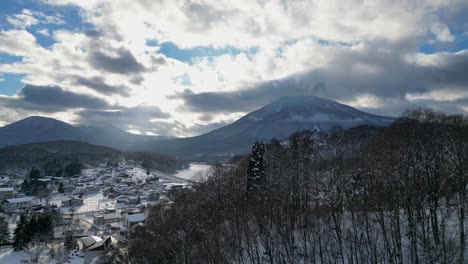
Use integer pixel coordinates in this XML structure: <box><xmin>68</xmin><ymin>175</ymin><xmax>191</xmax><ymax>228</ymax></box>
<box><xmin>206</xmin><ymin>96</ymin><xmax>394</xmax><ymax>140</ymax></box>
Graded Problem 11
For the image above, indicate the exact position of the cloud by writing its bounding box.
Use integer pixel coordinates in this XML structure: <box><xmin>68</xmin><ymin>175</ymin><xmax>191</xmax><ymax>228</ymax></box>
<box><xmin>36</xmin><ymin>28</ymin><xmax>50</xmax><ymax>36</ymax></box>
<box><xmin>73</xmin><ymin>76</ymin><xmax>131</xmax><ymax>96</ymax></box>
<box><xmin>431</xmin><ymin>24</ymin><xmax>455</xmax><ymax>42</ymax></box>
<box><xmin>172</xmin><ymin>48</ymin><xmax>468</xmax><ymax>115</ymax></box>
<box><xmin>0</xmin><ymin>0</ymin><xmax>467</xmax><ymax>137</ymax></box>
<box><xmin>6</xmin><ymin>9</ymin><xmax>39</xmax><ymax>28</ymax></box>
<box><xmin>76</xmin><ymin>105</ymin><xmax>172</xmax><ymax>133</ymax></box>
<box><xmin>89</xmin><ymin>48</ymin><xmax>146</xmax><ymax>74</ymax></box>
<box><xmin>6</xmin><ymin>9</ymin><xmax>64</xmax><ymax>29</ymax></box>
<box><xmin>0</xmin><ymin>30</ymin><xmax>44</xmax><ymax>57</ymax></box>
<box><xmin>0</xmin><ymin>85</ymin><xmax>110</xmax><ymax>113</ymax></box>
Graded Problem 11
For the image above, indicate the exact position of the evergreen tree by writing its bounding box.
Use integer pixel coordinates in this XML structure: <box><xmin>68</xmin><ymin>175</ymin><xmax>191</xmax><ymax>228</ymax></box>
<box><xmin>21</xmin><ymin>179</ymin><xmax>31</xmax><ymax>195</ymax></box>
<box><xmin>246</xmin><ymin>141</ymin><xmax>266</xmax><ymax>197</ymax></box>
<box><xmin>27</xmin><ymin>217</ymin><xmax>38</xmax><ymax>244</ymax></box>
<box><xmin>42</xmin><ymin>215</ymin><xmax>54</xmax><ymax>242</ymax></box>
<box><xmin>13</xmin><ymin>214</ymin><xmax>29</xmax><ymax>251</ymax></box>
<box><xmin>64</xmin><ymin>230</ymin><xmax>77</xmax><ymax>251</ymax></box>
<box><xmin>55</xmin><ymin>168</ymin><xmax>63</xmax><ymax>177</ymax></box>
<box><xmin>0</xmin><ymin>215</ymin><xmax>9</xmax><ymax>245</ymax></box>
<box><xmin>28</xmin><ymin>168</ymin><xmax>41</xmax><ymax>180</ymax></box>
<box><xmin>65</xmin><ymin>161</ymin><xmax>82</xmax><ymax>177</ymax></box>
<box><xmin>58</xmin><ymin>182</ymin><xmax>64</xmax><ymax>193</ymax></box>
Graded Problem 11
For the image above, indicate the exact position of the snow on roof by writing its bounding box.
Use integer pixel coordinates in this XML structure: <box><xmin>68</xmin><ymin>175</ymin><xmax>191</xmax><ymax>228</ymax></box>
<box><xmin>127</xmin><ymin>213</ymin><xmax>145</xmax><ymax>223</ymax></box>
<box><xmin>4</xmin><ymin>197</ymin><xmax>34</xmax><ymax>203</ymax></box>
<box><xmin>0</xmin><ymin>187</ymin><xmax>14</xmax><ymax>192</ymax></box>
<box><xmin>91</xmin><ymin>235</ymin><xmax>103</xmax><ymax>242</ymax></box>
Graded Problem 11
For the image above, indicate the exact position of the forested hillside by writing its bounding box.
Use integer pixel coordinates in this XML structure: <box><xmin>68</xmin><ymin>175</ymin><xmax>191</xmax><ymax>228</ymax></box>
<box><xmin>0</xmin><ymin>141</ymin><xmax>188</xmax><ymax>175</ymax></box>
<box><xmin>128</xmin><ymin>109</ymin><xmax>468</xmax><ymax>264</ymax></box>
<box><xmin>0</xmin><ymin>141</ymin><xmax>122</xmax><ymax>169</ymax></box>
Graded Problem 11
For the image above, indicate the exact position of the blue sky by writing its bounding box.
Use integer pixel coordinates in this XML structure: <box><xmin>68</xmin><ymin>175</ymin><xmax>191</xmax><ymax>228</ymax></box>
<box><xmin>0</xmin><ymin>0</ymin><xmax>467</xmax><ymax>135</ymax></box>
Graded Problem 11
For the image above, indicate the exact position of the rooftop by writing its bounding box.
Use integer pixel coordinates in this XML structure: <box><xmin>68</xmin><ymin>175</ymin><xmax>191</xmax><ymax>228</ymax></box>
<box><xmin>127</xmin><ymin>213</ymin><xmax>145</xmax><ymax>223</ymax></box>
<box><xmin>4</xmin><ymin>197</ymin><xmax>34</xmax><ymax>203</ymax></box>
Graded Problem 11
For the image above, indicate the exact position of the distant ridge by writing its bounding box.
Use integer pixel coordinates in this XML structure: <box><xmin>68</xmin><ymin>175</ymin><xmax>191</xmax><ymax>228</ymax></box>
<box><xmin>0</xmin><ymin>116</ymin><xmax>169</xmax><ymax>150</ymax></box>
<box><xmin>0</xmin><ymin>96</ymin><xmax>396</xmax><ymax>160</ymax></box>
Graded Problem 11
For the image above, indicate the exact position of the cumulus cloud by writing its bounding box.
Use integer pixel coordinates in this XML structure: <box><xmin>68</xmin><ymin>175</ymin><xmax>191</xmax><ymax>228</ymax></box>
<box><xmin>0</xmin><ymin>0</ymin><xmax>467</xmax><ymax>137</ymax></box>
<box><xmin>17</xmin><ymin>85</ymin><xmax>110</xmax><ymax>110</ymax></box>
<box><xmin>89</xmin><ymin>48</ymin><xmax>146</xmax><ymax>74</ymax></box>
<box><xmin>6</xmin><ymin>9</ymin><xmax>39</xmax><ymax>28</ymax></box>
<box><xmin>173</xmin><ymin>47</ymin><xmax>468</xmax><ymax>115</ymax></box>
<box><xmin>431</xmin><ymin>24</ymin><xmax>455</xmax><ymax>42</ymax></box>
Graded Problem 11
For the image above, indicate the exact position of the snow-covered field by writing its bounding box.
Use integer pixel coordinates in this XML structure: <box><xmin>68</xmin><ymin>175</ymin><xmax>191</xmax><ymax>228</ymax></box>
<box><xmin>174</xmin><ymin>163</ymin><xmax>211</xmax><ymax>182</ymax></box>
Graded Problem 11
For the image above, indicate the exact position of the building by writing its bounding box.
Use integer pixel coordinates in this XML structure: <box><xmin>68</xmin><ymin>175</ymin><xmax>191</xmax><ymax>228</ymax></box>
<box><xmin>62</xmin><ymin>197</ymin><xmax>84</xmax><ymax>207</ymax></box>
<box><xmin>63</xmin><ymin>185</ymin><xmax>74</xmax><ymax>194</ymax></box>
<box><xmin>78</xmin><ymin>236</ymin><xmax>112</xmax><ymax>264</ymax></box>
<box><xmin>125</xmin><ymin>213</ymin><xmax>145</xmax><ymax>228</ymax></box>
<box><xmin>1</xmin><ymin>196</ymin><xmax>34</xmax><ymax>211</ymax></box>
<box><xmin>0</xmin><ymin>187</ymin><xmax>14</xmax><ymax>200</ymax></box>
<box><xmin>94</xmin><ymin>212</ymin><xmax>122</xmax><ymax>225</ymax></box>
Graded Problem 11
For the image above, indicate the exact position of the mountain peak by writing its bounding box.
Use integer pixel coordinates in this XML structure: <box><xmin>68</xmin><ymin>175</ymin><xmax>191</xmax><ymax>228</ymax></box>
<box><xmin>3</xmin><ymin>116</ymin><xmax>74</xmax><ymax>130</ymax></box>
<box><xmin>203</xmin><ymin>96</ymin><xmax>395</xmax><ymax>144</ymax></box>
<box><xmin>273</xmin><ymin>95</ymin><xmax>328</xmax><ymax>103</ymax></box>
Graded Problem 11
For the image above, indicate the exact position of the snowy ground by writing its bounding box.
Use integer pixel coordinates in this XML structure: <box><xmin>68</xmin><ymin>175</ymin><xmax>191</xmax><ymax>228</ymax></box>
<box><xmin>50</xmin><ymin>193</ymin><xmax>116</xmax><ymax>214</ymax></box>
<box><xmin>0</xmin><ymin>246</ymin><xmax>83</xmax><ymax>264</ymax></box>
<box><xmin>174</xmin><ymin>163</ymin><xmax>211</xmax><ymax>182</ymax></box>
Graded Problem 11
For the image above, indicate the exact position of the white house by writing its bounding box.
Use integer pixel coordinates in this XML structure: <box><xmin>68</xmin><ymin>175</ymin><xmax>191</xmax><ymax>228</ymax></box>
<box><xmin>78</xmin><ymin>236</ymin><xmax>112</xmax><ymax>264</ymax></box>
<box><xmin>1</xmin><ymin>196</ymin><xmax>34</xmax><ymax>211</ymax></box>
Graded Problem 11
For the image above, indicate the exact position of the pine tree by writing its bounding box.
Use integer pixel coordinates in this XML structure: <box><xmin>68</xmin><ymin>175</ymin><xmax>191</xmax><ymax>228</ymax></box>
<box><xmin>13</xmin><ymin>214</ymin><xmax>29</xmax><ymax>251</ymax></box>
<box><xmin>0</xmin><ymin>215</ymin><xmax>9</xmax><ymax>245</ymax></box>
<box><xmin>58</xmin><ymin>182</ymin><xmax>64</xmax><ymax>193</ymax></box>
<box><xmin>246</xmin><ymin>141</ymin><xmax>266</xmax><ymax>197</ymax></box>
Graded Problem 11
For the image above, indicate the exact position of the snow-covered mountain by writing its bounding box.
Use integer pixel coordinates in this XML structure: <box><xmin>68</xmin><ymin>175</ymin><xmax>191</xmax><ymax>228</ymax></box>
<box><xmin>149</xmin><ymin>96</ymin><xmax>395</xmax><ymax>159</ymax></box>
<box><xmin>206</xmin><ymin>96</ymin><xmax>394</xmax><ymax>140</ymax></box>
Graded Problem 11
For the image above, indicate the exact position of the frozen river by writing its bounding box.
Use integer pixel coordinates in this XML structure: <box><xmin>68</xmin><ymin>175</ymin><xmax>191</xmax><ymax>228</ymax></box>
<box><xmin>174</xmin><ymin>163</ymin><xmax>211</xmax><ymax>182</ymax></box>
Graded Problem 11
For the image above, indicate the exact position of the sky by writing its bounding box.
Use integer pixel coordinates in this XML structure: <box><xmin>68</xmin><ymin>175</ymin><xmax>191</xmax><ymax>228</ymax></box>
<box><xmin>0</xmin><ymin>0</ymin><xmax>467</xmax><ymax>136</ymax></box>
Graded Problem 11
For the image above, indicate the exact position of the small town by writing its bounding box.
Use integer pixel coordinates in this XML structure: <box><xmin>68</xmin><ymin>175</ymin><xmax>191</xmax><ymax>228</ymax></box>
<box><xmin>0</xmin><ymin>159</ymin><xmax>201</xmax><ymax>263</ymax></box>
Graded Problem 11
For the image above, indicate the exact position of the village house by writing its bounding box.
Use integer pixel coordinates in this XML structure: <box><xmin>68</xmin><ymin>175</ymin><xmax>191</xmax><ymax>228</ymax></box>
<box><xmin>1</xmin><ymin>196</ymin><xmax>34</xmax><ymax>211</ymax></box>
<box><xmin>62</xmin><ymin>196</ymin><xmax>84</xmax><ymax>207</ymax></box>
<box><xmin>78</xmin><ymin>236</ymin><xmax>113</xmax><ymax>264</ymax></box>
<box><xmin>94</xmin><ymin>212</ymin><xmax>122</xmax><ymax>225</ymax></box>
<box><xmin>62</xmin><ymin>184</ymin><xmax>74</xmax><ymax>194</ymax></box>
<box><xmin>0</xmin><ymin>187</ymin><xmax>14</xmax><ymax>200</ymax></box>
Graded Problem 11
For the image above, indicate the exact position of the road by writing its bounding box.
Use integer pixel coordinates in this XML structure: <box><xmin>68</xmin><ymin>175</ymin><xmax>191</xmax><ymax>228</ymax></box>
<box><xmin>150</xmin><ymin>169</ymin><xmax>194</xmax><ymax>185</ymax></box>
